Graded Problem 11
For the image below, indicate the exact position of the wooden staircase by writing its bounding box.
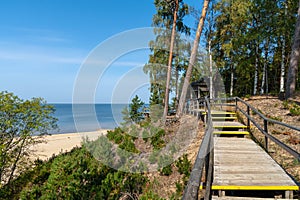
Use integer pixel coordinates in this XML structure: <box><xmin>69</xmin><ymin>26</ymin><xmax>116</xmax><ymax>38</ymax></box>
<box><xmin>211</xmin><ymin>111</ymin><xmax>249</xmax><ymax>136</ymax></box>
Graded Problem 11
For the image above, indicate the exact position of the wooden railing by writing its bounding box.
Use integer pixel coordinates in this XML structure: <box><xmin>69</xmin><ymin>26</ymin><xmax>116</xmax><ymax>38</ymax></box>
<box><xmin>183</xmin><ymin>97</ymin><xmax>214</xmax><ymax>200</ymax></box>
<box><xmin>235</xmin><ymin>97</ymin><xmax>300</xmax><ymax>162</ymax></box>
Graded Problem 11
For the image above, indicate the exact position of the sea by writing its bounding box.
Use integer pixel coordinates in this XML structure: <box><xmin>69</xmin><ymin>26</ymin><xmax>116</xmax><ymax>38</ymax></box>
<box><xmin>51</xmin><ymin>104</ymin><xmax>126</xmax><ymax>134</ymax></box>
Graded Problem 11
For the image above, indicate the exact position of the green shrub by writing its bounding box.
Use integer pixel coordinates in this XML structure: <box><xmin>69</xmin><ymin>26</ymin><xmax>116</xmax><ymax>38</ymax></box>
<box><xmin>158</xmin><ymin>154</ymin><xmax>173</xmax><ymax>176</ymax></box>
<box><xmin>149</xmin><ymin>151</ymin><xmax>159</xmax><ymax>164</ymax></box>
<box><xmin>160</xmin><ymin>165</ymin><xmax>173</xmax><ymax>176</ymax></box>
<box><xmin>119</xmin><ymin>135</ymin><xmax>139</xmax><ymax>153</ymax></box>
<box><xmin>151</xmin><ymin>129</ymin><xmax>165</xmax><ymax>150</ymax></box>
<box><xmin>290</xmin><ymin>103</ymin><xmax>300</xmax><ymax>116</ymax></box>
<box><xmin>175</xmin><ymin>154</ymin><xmax>191</xmax><ymax>177</ymax></box>
<box><xmin>282</xmin><ymin>100</ymin><xmax>290</xmax><ymax>109</ymax></box>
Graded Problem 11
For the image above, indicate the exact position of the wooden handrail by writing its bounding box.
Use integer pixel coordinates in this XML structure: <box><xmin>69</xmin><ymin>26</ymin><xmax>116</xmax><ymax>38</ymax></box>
<box><xmin>235</xmin><ymin>97</ymin><xmax>300</xmax><ymax>162</ymax></box>
<box><xmin>183</xmin><ymin>97</ymin><xmax>214</xmax><ymax>200</ymax></box>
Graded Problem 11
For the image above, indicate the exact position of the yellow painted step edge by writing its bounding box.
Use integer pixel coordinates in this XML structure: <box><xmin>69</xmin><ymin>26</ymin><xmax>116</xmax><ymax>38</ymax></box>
<box><xmin>213</xmin><ymin>131</ymin><xmax>249</xmax><ymax>135</ymax></box>
<box><xmin>199</xmin><ymin>185</ymin><xmax>299</xmax><ymax>191</ymax></box>
<box><xmin>211</xmin><ymin>185</ymin><xmax>299</xmax><ymax>191</ymax></box>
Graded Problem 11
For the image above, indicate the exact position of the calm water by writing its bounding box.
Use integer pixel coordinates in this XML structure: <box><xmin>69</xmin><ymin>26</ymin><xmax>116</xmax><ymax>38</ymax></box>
<box><xmin>51</xmin><ymin>104</ymin><xmax>126</xmax><ymax>133</ymax></box>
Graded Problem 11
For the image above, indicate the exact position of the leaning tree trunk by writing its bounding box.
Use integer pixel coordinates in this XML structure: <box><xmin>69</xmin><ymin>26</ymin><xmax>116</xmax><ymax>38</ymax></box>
<box><xmin>177</xmin><ymin>0</ymin><xmax>210</xmax><ymax>118</ymax></box>
<box><xmin>163</xmin><ymin>0</ymin><xmax>179</xmax><ymax>121</ymax></box>
<box><xmin>286</xmin><ymin>0</ymin><xmax>300</xmax><ymax>99</ymax></box>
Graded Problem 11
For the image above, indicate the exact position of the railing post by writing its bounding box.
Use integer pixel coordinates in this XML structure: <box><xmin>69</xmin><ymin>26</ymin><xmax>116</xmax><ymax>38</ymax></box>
<box><xmin>247</xmin><ymin>105</ymin><xmax>250</xmax><ymax>130</ymax></box>
<box><xmin>235</xmin><ymin>97</ymin><xmax>238</xmax><ymax>113</ymax></box>
<box><xmin>264</xmin><ymin>119</ymin><xmax>268</xmax><ymax>152</ymax></box>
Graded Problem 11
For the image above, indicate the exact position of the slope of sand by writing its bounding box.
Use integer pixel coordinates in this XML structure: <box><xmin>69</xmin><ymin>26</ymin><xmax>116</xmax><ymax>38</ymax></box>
<box><xmin>31</xmin><ymin>130</ymin><xmax>108</xmax><ymax>160</ymax></box>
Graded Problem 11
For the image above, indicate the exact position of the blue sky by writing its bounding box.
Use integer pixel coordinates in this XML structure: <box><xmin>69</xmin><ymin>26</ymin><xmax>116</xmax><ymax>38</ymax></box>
<box><xmin>0</xmin><ymin>0</ymin><xmax>200</xmax><ymax>103</ymax></box>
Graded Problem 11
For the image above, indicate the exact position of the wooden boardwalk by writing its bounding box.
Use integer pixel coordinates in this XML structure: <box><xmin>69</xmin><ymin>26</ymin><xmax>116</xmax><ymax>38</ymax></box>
<box><xmin>184</xmin><ymin>99</ymin><xmax>299</xmax><ymax>200</ymax></box>
<box><xmin>213</xmin><ymin>137</ymin><xmax>298</xmax><ymax>191</ymax></box>
<box><xmin>211</xmin><ymin>112</ymin><xmax>299</xmax><ymax>199</ymax></box>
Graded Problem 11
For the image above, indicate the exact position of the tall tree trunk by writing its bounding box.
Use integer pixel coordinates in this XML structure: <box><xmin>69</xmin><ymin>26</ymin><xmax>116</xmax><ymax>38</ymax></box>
<box><xmin>177</xmin><ymin>0</ymin><xmax>210</xmax><ymax>117</ymax></box>
<box><xmin>280</xmin><ymin>36</ymin><xmax>286</xmax><ymax>93</ymax></box>
<box><xmin>261</xmin><ymin>38</ymin><xmax>269</xmax><ymax>95</ymax></box>
<box><xmin>175</xmin><ymin>66</ymin><xmax>179</xmax><ymax>109</ymax></box>
<box><xmin>286</xmin><ymin>0</ymin><xmax>300</xmax><ymax>99</ymax></box>
<box><xmin>254</xmin><ymin>45</ymin><xmax>259</xmax><ymax>95</ymax></box>
<box><xmin>209</xmin><ymin>40</ymin><xmax>214</xmax><ymax>99</ymax></box>
<box><xmin>163</xmin><ymin>0</ymin><xmax>179</xmax><ymax>120</ymax></box>
<box><xmin>280</xmin><ymin>3</ymin><xmax>287</xmax><ymax>93</ymax></box>
<box><xmin>230</xmin><ymin>64</ymin><xmax>234</xmax><ymax>97</ymax></box>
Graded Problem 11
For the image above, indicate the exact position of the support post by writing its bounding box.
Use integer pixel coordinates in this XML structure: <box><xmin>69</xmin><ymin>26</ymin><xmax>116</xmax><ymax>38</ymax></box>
<box><xmin>264</xmin><ymin>119</ymin><xmax>268</xmax><ymax>152</ymax></box>
<box><xmin>247</xmin><ymin>105</ymin><xmax>250</xmax><ymax>130</ymax></box>
<box><xmin>285</xmin><ymin>190</ymin><xmax>293</xmax><ymax>199</ymax></box>
<box><xmin>235</xmin><ymin>97</ymin><xmax>238</xmax><ymax>113</ymax></box>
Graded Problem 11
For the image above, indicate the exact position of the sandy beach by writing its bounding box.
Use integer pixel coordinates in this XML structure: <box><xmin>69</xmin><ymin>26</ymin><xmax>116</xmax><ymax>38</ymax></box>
<box><xmin>31</xmin><ymin>130</ymin><xmax>109</xmax><ymax>160</ymax></box>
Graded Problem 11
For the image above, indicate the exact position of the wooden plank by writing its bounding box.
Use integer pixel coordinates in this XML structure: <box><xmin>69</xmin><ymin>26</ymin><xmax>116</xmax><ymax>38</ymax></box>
<box><xmin>211</xmin><ymin>111</ymin><xmax>236</xmax><ymax>115</ymax></box>
<box><xmin>213</xmin><ymin>121</ymin><xmax>248</xmax><ymax>129</ymax></box>
<box><xmin>212</xmin><ymin>117</ymin><xmax>238</xmax><ymax>120</ymax></box>
<box><xmin>213</xmin><ymin>137</ymin><xmax>298</xmax><ymax>190</ymax></box>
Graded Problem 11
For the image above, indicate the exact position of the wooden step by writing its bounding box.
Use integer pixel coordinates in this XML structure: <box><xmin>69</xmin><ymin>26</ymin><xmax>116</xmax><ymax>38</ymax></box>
<box><xmin>212</xmin><ymin>116</ymin><xmax>238</xmax><ymax>120</ymax></box>
<box><xmin>211</xmin><ymin>111</ymin><xmax>236</xmax><ymax>115</ymax></box>
<box><xmin>213</xmin><ymin>131</ymin><xmax>249</xmax><ymax>135</ymax></box>
<box><xmin>213</xmin><ymin>122</ymin><xmax>248</xmax><ymax>129</ymax></box>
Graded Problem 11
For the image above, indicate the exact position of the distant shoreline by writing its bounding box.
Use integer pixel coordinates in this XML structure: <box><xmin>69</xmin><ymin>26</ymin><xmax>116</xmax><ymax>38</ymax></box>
<box><xmin>31</xmin><ymin>129</ymin><xmax>109</xmax><ymax>161</ymax></box>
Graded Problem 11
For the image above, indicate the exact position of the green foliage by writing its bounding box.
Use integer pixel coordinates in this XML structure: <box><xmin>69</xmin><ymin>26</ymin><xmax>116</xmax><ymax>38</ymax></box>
<box><xmin>150</xmin><ymin>129</ymin><xmax>166</xmax><ymax>150</ymax></box>
<box><xmin>107</xmin><ymin>128</ymin><xmax>124</xmax><ymax>144</ymax></box>
<box><xmin>158</xmin><ymin>154</ymin><xmax>173</xmax><ymax>176</ymax></box>
<box><xmin>0</xmin><ymin>147</ymin><xmax>148</xmax><ymax>199</ymax></box>
<box><xmin>0</xmin><ymin>91</ymin><xmax>57</xmax><ymax>185</ymax></box>
<box><xmin>169</xmin><ymin>181</ymin><xmax>184</xmax><ymax>200</ymax></box>
<box><xmin>129</xmin><ymin>95</ymin><xmax>145</xmax><ymax>123</ymax></box>
<box><xmin>289</xmin><ymin>103</ymin><xmax>300</xmax><ymax>116</ymax></box>
<box><xmin>119</xmin><ymin>135</ymin><xmax>139</xmax><ymax>153</ymax></box>
<box><xmin>149</xmin><ymin>151</ymin><xmax>159</xmax><ymax>164</ymax></box>
<box><xmin>140</xmin><ymin>190</ymin><xmax>166</xmax><ymax>200</ymax></box>
<box><xmin>145</xmin><ymin>0</ymin><xmax>191</xmax><ymax>110</ymax></box>
<box><xmin>160</xmin><ymin>164</ymin><xmax>173</xmax><ymax>176</ymax></box>
<box><xmin>175</xmin><ymin>154</ymin><xmax>191</xmax><ymax>177</ymax></box>
<box><xmin>105</xmin><ymin>127</ymin><xmax>139</xmax><ymax>154</ymax></box>
<box><xmin>282</xmin><ymin>100</ymin><xmax>290</xmax><ymax>109</ymax></box>
<box><xmin>211</xmin><ymin>0</ymin><xmax>299</xmax><ymax>96</ymax></box>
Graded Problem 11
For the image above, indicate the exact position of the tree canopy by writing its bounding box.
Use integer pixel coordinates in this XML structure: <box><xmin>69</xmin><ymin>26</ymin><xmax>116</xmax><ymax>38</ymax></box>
<box><xmin>0</xmin><ymin>91</ymin><xmax>57</xmax><ymax>185</ymax></box>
